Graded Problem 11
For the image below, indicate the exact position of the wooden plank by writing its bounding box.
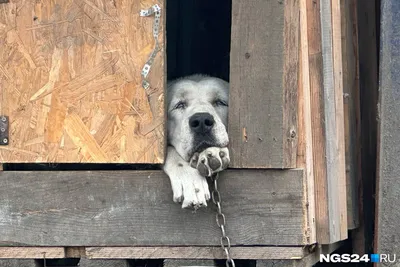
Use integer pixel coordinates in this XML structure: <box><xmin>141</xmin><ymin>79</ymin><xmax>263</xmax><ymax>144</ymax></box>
<box><xmin>0</xmin><ymin>260</ymin><xmax>37</xmax><ymax>267</ymax></box>
<box><xmin>79</xmin><ymin>258</ymin><xmax>128</xmax><ymax>267</ymax></box>
<box><xmin>256</xmin><ymin>241</ymin><xmax>344</xmax><ymax>267</ymax></box>
<box><xmin>0</xmin><ymin>247</ymin><xmax>65</xmax><ymax>259</ymax></box>
<box><xmin>0</xmin><ymin>170</ymin><xmax>305</xmax><ymax>246</ymax></box>
<box><xmin>297</xmin><ymin>0</ymin><xmax>316</xmax><ymax>244</ymax></box>
<box><xmin>0</xmin><ymin>0</ymin><xmax>164</xmax><ymax>163</ymax></box>
<box><xmin>229</xmin><ymin>0</ymin><xmax>299</xmax><ymax>168</ymax></box>
<box><xmin>330</xmin><ymin>0</ymin><xmax>348</xmax><ymax>240</ymax></box>
<box><xmin>376</xmin><ymin>0</ymin><xmax>400</xmax><ymax>258</ymax></box>
<box><xmin>86</xmin><ymin>247</ymin><xmax>305</xmax><ymax>260</ymax></box>
<box><xmin>164</xmin><ymin>260</ymin><xmax>217</xmax><ymax>267</ymax></box>
<box><xmin>306</xmin><ymin>0</ymin><xmax>347</xmax><ymax>244</ymax></box>
<box><xmin>340</xmin><ymin>0</ymin><xmax>361</xmax><ymax>230</ymax></box>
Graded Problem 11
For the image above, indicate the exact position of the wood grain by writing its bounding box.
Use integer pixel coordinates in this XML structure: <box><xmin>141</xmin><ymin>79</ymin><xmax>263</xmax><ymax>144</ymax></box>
<box><xmin>306</xmin><ymin>0</ymin><xmax>347</xmax><ymax>244</ymax></box>
<box><xmin>297</xmin><ymin>0</ymin><xmax>316</xmax><ymax>245</ymax></box>
<box><xmin>86</xmin><ymin>246</ymin><xmax>305</xmax><ymax>260</ymax></box>
<box><xmin>330</xmin><ymin>0</ymin><xmax>348</xmax><ymax>241</ymax></box>
<box><xmin>340</xmin><ymin>0</ymin><xmax>360</xmax><ymax>230</ymax></box>
<box><xmin>229</xmin><ymin>0</ymin><xmax>299</xmax><ymax>168</ymax></box>
<box><xmin>79</xmin><ymin>258</ymin><xmax>128</xmax><ymax>267</ymax></box>
<box><xmin>0</xmin><ymin>0</ymin><xmax>164</xmax><ymax>163</ymax></box>
<box><xmin>0</xmin><ymin>170</ymin><xmax>305</xmax><ymax>246</ymax></box>
<box><xmin>0</xmin><ymin>247</ymin><xmax>65</xmax><ymax>259</ymax></box>
<box><xmin>0</xmin><ymin>260</ymin><xmax>38</xmax><ymax>267</ymax></box>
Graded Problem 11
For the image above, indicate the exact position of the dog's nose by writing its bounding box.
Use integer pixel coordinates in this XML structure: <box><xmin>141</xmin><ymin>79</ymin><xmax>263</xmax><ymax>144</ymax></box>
<box><xmin>189</xmin><ymin>113</ymin><xmax>215</xmax><ymax>134</ymax></box>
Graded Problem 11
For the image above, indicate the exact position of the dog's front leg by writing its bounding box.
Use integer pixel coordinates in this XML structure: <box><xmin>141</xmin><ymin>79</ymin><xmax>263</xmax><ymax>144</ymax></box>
<box><xmin>163</xmin><ymin>146</ymin><xmax>210</xmax><ymax>209</ymax></box>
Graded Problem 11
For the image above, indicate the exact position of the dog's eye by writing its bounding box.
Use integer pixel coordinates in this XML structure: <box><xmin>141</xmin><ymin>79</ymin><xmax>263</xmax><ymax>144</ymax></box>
<box><xmin>174</xmin><ymin>101</ymin><xmax>186</xmax><ymax>110</ymax></box>
<box><xmin>214</xmin><ymin>99</ymin><xmax>228</xmax><ymax>106</ymax></box>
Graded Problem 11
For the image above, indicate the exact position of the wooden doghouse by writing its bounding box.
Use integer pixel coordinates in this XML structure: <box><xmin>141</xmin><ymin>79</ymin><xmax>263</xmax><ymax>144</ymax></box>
<box><xmin>0</xmin><ymin>0</ymin><xmax>362</xmax><ymax>265</ymax></box>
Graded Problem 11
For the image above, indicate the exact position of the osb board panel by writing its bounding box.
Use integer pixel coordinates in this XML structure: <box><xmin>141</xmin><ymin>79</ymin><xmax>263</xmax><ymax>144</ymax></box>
<box><xmin>0</xmin><ymin>0</ymin><xmax>164</xmax><ymax>163</ymax></box>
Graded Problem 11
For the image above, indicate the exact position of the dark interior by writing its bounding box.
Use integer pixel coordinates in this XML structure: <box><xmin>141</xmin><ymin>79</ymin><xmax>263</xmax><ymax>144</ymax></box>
<box><xmin>167</xmin><ymin>0</ymin><xmax>232</xmax><ymax>81</ymax></box>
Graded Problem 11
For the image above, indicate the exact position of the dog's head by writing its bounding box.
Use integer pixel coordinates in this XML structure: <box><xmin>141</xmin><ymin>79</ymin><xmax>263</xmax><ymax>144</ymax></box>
<box><xmin>167</xmin><ymin>75</ymin><xmax>229</xmax><ymax>161</ymax></box>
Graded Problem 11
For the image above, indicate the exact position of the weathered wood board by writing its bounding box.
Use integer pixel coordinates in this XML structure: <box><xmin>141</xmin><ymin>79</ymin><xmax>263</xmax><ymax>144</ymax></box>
<box><xmin>229</xmin><ymin>0</ymin><xmax>299</xmax><ymax>168</ymax></box>
<box><xmin>305</xmin><ymin>0</ymin><xmax>347</xmax><ymax>244</ymax></box>
<box><xmin>0</xmin><ymin>0</ymin><xmax>164</xmax><ymax>163</ymax></box>
<box><xmin>341</xmin><ymin>0</ymin><xmax>360</xmax><ymax>230</ymax></box>
<box><xmin>85</xmin><ymin>247</ymin><xmax>305</xmax><ymax>260</ymax></box>
<box><xmin>376</xmin><ymin>0</ymin><xmax>400</xmax><ymax>258</ymax></box>
<box><xmin>0</xmin><ymin>170</ymin><xmax>305</xmax><ymax>246</ymax></box>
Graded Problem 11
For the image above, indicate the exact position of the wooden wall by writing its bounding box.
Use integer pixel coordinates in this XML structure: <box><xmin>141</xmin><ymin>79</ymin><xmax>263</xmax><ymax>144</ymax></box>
<box><xmin>0</xmin><ymin>0</ymin><xmax>164</xmax><ymax>163</ymax></box>
<box><xmin>0</xmin><ymin>170</ymin><xmax>305</xmax><ymax>246</ymax></box>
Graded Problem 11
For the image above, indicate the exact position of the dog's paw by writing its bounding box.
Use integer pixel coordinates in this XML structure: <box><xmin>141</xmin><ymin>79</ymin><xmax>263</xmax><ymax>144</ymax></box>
<box><xmin>181</xmin><ymin>172</ymin><xmax>211</xmax><ymax>209</ymax></box>
<box><xmin>190</xmin><ymin>147</ymin><xmax>230</xmax><ymax>177</ymax></box>
<box><xmin>168</xmin><ymin>165</ymin><xmax>210</xmax><ymax>209</ymax></box>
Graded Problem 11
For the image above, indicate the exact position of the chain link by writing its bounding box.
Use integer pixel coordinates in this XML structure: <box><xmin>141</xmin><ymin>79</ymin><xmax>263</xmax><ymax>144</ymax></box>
<box><xmin>210</xmin><ymin>173</ymin><xmax>235</xmax><ymax>267</ymax></box>
<box><xmin>140</xmin><ymin>4</ymin><xmax>162</xmax><ymax>90</ymax></box>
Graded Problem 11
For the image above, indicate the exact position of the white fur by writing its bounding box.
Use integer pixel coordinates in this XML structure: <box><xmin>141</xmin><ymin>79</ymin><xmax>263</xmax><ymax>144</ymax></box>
<box><xmin>163</xmin><ymin>75</ymin><xmax>230</xmax><ymax>209</ymax></box>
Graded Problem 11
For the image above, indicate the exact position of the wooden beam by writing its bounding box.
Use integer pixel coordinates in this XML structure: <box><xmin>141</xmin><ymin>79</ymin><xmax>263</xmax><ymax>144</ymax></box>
<box><xmin>86</xmin><ymin>247</ymin><xmax>305</xmax><ymax>260</ymax></box>
<box><xmin>0</xmin><ymin>170</ymin><xmax>306</xmax><ymax>246</ymax></box>
<box><xmin>229</xmin><ymin>0</ymin><xmax>299</xmax><ymax>168</ymax></box>
<box><xmin>256</xmin><ymin>241</ymin><xmax>344</xmax><ymax>267</ymax></box>
<box><xmin>0</xmin><ymin>247</ymin><xmax>65</xmax><ymax>259</ymax></box>
<box><xmin>330</xmin><ymin>0</ymin><xmax>348</xmax><ymax>240</ymax></box>
<box><xmin>305</xmin><ymin>0</ymin><xmax>347</xmax><ymax>244</ymax></box>
<box><xmin>340</xmin><ymin>0</ymin><xmax>361</xmax><ymax>230</ymax></box>
<box><xmin>0</xmin><ymin>259</ymin><xmax>38</xmax><ymax>267</ymax></box>
<box><xmin>78</xmin><ymin>258</ymin><xmax>128</xmax><ymax>267</ymax></box>
<box><xmin>298</xmin><ymin>0</ymin><xmax>316</xmax><ymax>245</ymax></box>
<box><xmin>375</xmin><ymin>0</ymin><xmax>400</xmax><ymax>258</ymax></box>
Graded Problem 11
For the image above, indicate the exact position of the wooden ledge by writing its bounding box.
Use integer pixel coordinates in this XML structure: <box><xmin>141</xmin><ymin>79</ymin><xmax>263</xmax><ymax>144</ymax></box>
<box><xmin>0</xmin><ymin>170</ymin><xmax>306</xmax><ymax>246</ymax></box>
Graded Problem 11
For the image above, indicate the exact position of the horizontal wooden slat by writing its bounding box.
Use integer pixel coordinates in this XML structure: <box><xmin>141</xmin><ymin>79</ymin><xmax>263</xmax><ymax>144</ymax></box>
<box><xmin>86</xmin><ymin>246</ymin><xmax>305</xmax><ymax>260</ymax></box>
<box><xmin>0</xmin><ymin>247</ymin><xmax>65</xmax><ymax>259</ymax></box>
<box><xmin>0</xmin><ymin>246</ymin><xmax>305</xmax><ymax>260</ymax></box>
<box><xmin>0</xmin><ymin>170</ymin><xmax>305</xmax><ymax>246</ymax></box>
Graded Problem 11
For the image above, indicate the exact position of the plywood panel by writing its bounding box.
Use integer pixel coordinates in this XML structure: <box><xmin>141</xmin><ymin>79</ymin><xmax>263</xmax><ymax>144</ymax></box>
<box><xmin>229</xmin><ymin>0</ymin><xmax>299</xmax><ymax>168</ymax></box>
<box><xmin>0</xmin><ymin>0</ymin><xmax>164</xmax><ymax>163</ymax></box>
<box><xmin>0</xmin><ymin>170</ymin><xmax>305</xmax><ymax>246</ymax></box>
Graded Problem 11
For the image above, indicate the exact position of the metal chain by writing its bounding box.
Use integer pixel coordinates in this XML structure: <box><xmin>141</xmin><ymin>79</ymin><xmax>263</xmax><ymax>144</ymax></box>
<box><xmin>42</xmin><ymin>252</ymin><xmax>47</xmax><ymax>267</ymax></box>
<box><xmin>210</xmin><ymin>173</ymin><xmax>236</xmax><ymax>267</ymax></box>
<box><xmin>140</xmin><ymin>4</ymin><xmax>162</xmax><ymax>90</ymax></box>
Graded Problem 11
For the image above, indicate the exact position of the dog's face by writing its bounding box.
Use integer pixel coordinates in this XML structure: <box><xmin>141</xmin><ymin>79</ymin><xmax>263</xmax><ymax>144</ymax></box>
<box><xmin>167</xmin><ymin>75</ymin><xmax>229</xmax><ymax>161</ymax></box>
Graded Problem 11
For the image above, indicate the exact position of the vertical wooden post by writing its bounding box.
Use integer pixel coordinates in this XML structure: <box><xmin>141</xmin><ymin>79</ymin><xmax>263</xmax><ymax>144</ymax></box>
<box><xmin>229</xmin><ymin>0</ymin><xmax>299</xmax><ymax>168</ymax></box>
<box><xmin>306</xmin><ymin>0</ymin><xmax>347</xmax><ymax>243</ymax></box>
<box><xmin>341</xmin><ymin>0</ymin><xmax>361</xmax><ymax>230</ymax></box>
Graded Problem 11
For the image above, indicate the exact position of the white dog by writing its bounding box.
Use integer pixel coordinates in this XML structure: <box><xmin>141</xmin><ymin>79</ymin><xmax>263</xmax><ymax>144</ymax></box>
<box><xmin>163</xmin><ymin>75</ymin><xmax>230</xmax><ymax>209</ymax></box>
